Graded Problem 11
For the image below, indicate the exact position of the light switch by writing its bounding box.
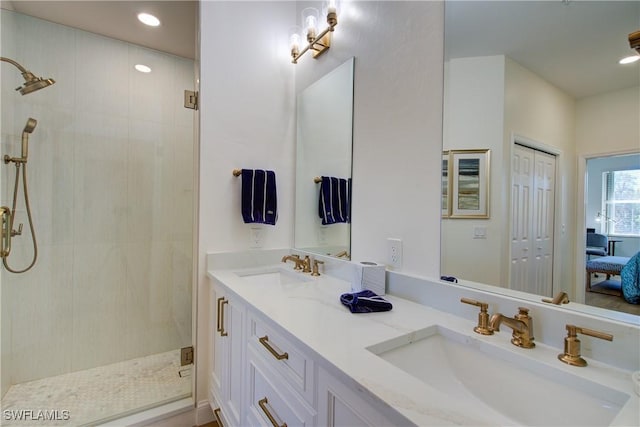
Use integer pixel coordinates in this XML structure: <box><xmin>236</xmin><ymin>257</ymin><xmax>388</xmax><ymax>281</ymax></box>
<box><xmin>473</xmin><ymin>226</ymin><xmax>487</xmax><ymax>239</ymax></box>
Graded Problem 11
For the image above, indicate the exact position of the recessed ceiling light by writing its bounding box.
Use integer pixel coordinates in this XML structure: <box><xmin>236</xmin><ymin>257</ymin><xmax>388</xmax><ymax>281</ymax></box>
<box><xmin>138</xmin><ymin>13</ymin><xmax>160</xmax><ymax>27</ymax></box>
<box><xmin>619</xmin><ymin>55</ymin><xmax>640</xmax><ymax>65</ymax></box>
<box><xmin>135</xmin><ymin>64</ymin><xmax>152</xmax><ymax>73</ymax></box>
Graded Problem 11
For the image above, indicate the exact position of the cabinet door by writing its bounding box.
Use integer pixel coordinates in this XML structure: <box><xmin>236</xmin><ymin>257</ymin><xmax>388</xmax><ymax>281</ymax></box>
<box><xmin>317</xmin><ymin>366</ymin><xmax>395</xmax><ymax>427</ymax></box>
<box><xmin>210</xmin><ymin>284</ymin><xmax>224</xmax><ymax>398</ymax></box>
<box><xmin>209</xmin><ymin>281</ymin><xmax>244</xmax><ymax>427</ymax></box>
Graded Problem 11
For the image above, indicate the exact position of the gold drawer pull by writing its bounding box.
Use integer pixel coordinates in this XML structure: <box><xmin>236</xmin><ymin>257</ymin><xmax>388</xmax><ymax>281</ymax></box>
<box><xmin>216</xmin><ymin>297</ymin><xmax>224</xmax><ymax>333</ymax></box>
<box><xmin>213</xmin><ymin>407</ymin><xmax>224</xmax><ymax>427</ymax></box>
<box><xmin>217</xmin><ymin>297</ymin><xmax>228</xmax><ymax>337</ymax></box>
<box><xmin>259</xmin><ymin>335</ymin><xmax>288</xmax><ymax>360</ymax></box>
<box><xmin>258</xmin><ymin>397</ymin><xmax>287</xmax><ymax>427</ymax></box>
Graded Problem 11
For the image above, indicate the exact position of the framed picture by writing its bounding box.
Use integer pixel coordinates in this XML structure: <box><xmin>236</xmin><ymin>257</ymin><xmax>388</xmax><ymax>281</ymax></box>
<box><xmin>449</xmin><ymin>149</ymin><xmax>490</xmax><ymax>219</ymax></box>
<box><xmin>442</xmin><ymin>151</ymin><xmax>451</xmax><ymax>218</ymax></box>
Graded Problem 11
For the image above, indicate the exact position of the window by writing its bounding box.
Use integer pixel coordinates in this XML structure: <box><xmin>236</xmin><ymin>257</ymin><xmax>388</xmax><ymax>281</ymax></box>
<box><xmin>601</xmin><ymin>169</ymin><xmax>640</xmax><ymax>236</ymax></box>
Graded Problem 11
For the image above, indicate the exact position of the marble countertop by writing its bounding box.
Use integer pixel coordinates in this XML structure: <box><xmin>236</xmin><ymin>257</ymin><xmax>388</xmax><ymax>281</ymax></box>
<box><xmin>208</xmin><ymin>264</ymin><xmax>639</xmax><ymax>426</ymax></box>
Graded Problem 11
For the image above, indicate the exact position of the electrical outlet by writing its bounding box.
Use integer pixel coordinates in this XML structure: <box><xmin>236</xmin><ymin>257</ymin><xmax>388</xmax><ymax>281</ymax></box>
<box><xmin>318</xmin><ymin>226</ymin><xmax>328</xmax><ymax>244</ymax></box>
<box><xmin>387</xmin><ymin>238</ymin><xmax>402</xmax><ymax>269</ymax></box>
<box><xmin>250</xmin><ymin>228</ymin><xmax>263</xmax><ymax>248</ymax></box>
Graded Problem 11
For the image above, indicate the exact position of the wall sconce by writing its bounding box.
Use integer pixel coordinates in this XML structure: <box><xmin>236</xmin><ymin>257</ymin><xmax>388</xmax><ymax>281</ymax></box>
<box><xmin>290</xmin><ymin>1</ymin><xmax>339</xmax><ymax>64</ymax></box>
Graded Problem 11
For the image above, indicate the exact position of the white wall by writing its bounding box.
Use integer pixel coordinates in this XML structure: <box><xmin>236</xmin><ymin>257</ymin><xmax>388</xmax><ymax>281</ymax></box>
<box><xmin>197</xmin><ymin>0</ymin><xmax>296</xmax><ymax>406</ymax></box>
<box><xmin>504</xmin><ymin>58</ymin><xmax>577</xmax><ymax>297</ymax></box>
<box><xmin>1</xmin><ymin>11</ymin><xmax>194</xmax><ymax>394</ymax></box>
<box><xmin>295</xmin><ymin>1</ymin><xmax>444</xmax><ymax>276</ymax></box>
<box><xmin>442</xmin><ymin>55</ymin><xmax>576</xmax><ymax>296</ymax></box>
<box><xmin>197</xmin><ymin>0</ymin><xmax>444</xmax><ymax>407</ymax></box>
<box><xmin>442</xmin><ymin>55</ymin><xmax>505</xmax><ymax>286</ymax></box>
<box><xmin>577</xmin><ymin>86</ymin><xmax>640</xmax><ymax>157</ymax></box>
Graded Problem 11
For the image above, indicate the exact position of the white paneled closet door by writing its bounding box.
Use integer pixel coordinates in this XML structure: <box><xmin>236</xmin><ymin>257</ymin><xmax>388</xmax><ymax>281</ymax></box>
<box><xmin>510</xmin><ymin>144</ymin><xmax>556</xmax><ymax>296</ymax></box>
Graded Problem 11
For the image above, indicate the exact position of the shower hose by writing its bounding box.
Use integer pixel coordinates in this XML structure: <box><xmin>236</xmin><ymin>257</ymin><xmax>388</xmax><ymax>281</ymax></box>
<box><xmin>3</xmin><ymin>161</ymin><xmax>38</xmax><ymax>273</ymax></box>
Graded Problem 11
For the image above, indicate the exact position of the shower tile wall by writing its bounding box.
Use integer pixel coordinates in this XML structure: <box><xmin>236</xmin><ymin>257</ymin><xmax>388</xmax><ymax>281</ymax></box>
<box><xmin>0</xmin><ymin>10</ymin><xmax>194</xmax><ymax>395</ymax></box>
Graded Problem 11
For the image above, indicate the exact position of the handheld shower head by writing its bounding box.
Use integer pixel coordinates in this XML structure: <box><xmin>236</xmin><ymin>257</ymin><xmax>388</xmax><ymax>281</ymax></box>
<box><xmin>23</xmin><ymin>118</ymin><xmax>37</xmax><ymax>134</ymax></box>
<box><xmin>21</xmin><ymin>118</ymin><xmax>37</xmax><ymax>160</ymax></box>
<box><xmin>0</xmin><ymin>57</ymin><xmax>55</xmax><ymax>95</ymax></box>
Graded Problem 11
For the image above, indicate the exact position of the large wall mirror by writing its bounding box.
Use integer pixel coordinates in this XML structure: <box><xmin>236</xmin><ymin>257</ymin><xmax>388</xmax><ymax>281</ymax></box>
<box><xmin>441</xmin><ymin>1</ymin><xmax>639</xmax><ymax>319</ymax></box>
<box><xmin>295</xmin><ymin>57</ymin><xmax>354</xmax><ymax>258</ymax></box>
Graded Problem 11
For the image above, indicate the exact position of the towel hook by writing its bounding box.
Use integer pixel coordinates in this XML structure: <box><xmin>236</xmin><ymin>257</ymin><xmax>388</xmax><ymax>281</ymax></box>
<box><xmin>232</xmin><ymin>169</ymin><xmax>242</xmax><ymax>177</ymax></box>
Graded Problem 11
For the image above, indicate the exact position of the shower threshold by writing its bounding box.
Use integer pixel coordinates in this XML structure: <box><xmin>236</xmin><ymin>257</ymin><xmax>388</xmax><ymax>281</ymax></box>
<box><xmin>0</xmin><ymin>349</ymin><xmax>191</xmax><ymax>426</ymax></box>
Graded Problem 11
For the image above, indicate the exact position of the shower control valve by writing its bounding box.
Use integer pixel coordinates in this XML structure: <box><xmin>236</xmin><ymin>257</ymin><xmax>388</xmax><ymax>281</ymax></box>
<box><xmin>11</xmin><ymin>223</ymin><xmax>23</xmax><ymax>237</ymax></box>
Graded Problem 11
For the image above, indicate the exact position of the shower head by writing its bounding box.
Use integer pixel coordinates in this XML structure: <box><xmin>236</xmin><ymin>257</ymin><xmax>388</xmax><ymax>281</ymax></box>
<box><xmin>18</xmin><ymin>73</ymin><xmax>56</xmax><ymax>96</ymax></box>
<box><xmin>0</xmin><ymin>57</ymin><xmax>55</xmax><ymax>95</ymax></box>
<box><xmin>23</xmin><ymin>118</ymin><xmax>37</xmax><ymax>134</ymax></box>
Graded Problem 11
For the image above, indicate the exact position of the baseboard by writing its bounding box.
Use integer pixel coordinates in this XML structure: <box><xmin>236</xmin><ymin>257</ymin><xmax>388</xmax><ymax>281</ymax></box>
<box><xmin>195</xmin><ymin>399</ymin><xmax>214</xmax><ymax>426</ymax></box>
<box><xmin>96</xmin><ymin>398</ymin><xmax>194</xmax><ymax>427</ymax></box>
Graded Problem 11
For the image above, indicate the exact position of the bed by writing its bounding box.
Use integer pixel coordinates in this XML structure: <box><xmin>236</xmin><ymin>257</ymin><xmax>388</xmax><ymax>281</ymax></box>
<box><xmin>585</xmin><ymin>256</ymin><xmax>630</xmax><ymax>296</ymax></box>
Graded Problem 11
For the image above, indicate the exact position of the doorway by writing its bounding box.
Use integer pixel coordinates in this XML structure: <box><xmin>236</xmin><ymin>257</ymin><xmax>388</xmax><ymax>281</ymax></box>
<box><xmin>583</xmin><ymin>153</ymin><xmax>640</xmax><ymax>316</ymax></box>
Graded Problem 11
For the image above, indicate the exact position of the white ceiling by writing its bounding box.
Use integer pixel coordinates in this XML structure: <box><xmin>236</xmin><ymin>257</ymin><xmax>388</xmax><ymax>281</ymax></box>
<box><xmin>2</xmin><ymin>0</ymin><xmax>197</xmax><ymax>59</ymax></box>
<box><xmin>445</xmin><ymin>1</ymin><xmax>640</xmax><ymax>99</ymax></box>
<box><xmin>2</xmin><ymin>1</ymin><xmax>638</xmax><ymax>99</ymax></box>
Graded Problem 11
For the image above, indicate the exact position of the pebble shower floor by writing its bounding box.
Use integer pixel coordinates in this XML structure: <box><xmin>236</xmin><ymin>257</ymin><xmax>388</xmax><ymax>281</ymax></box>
<box><xmin>0</xmin><ymin>349</ymin><xmax>190</xmax><ymax>426</ymax></box>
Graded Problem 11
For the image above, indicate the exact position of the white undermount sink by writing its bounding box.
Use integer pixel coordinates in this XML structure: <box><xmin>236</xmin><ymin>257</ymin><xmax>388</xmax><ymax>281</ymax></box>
<box><xmin>367</xmin><ymin>325</ymin><xmax>630</xmax><ymax>426</ymax></box>
<box><xmin>236</xmin><ymin>267</ymin><xmax>312</xmax><ymax>286</ymax></box>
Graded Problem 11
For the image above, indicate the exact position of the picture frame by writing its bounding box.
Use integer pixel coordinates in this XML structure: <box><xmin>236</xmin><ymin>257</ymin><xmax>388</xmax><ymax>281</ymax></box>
<box><xmin>449</xmin><ymin>149</ymin><xmax>490</xmax><ymax>219</ymax></box>
<box><xmin>442</xmin><ymin>151</ymin><xmax>451</xmax><ymax>218</ymax></box>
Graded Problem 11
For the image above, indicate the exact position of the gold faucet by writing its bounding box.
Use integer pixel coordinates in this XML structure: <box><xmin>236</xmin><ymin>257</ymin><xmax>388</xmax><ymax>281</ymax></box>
<box><xmin>542</xmin><ymin>291</ymin><xmax>570</xmax><ymax>305</ymax></box>
<box><xmin>489</xmin><ymin>307</ymin><xmax>535</xmax><ymax>348</ymax></box>
<box><xmin>281</xmin><ymin>254</ymin><xmax>312</xmax><ymax>273</ymax></box>
<box><xmin>558</xmin><ymin>324</ymin><xmax>613</xmax><ymax>367</ymax></box>
<box><xmin>281</xmin><ymin>254</ymin><xmax>303</xmax><ymax>270</ymax></box>
<box><xmin>460</xmin><ymin>298</ymin><xmax>493</xmax><ymax>335</ymax></box>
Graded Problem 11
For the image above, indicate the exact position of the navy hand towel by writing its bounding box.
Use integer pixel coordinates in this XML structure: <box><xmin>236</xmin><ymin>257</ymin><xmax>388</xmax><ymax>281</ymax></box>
<box><xmin>241</xmin><ymin>169</ymin><xmax>278</xmax><ymax>225</ymax></box>
<box><xmin>340</xmin><ymin>290</ymin><xmax>392</xmax><ymax>313</ymax></box>
<box><xmin>319</xmin><ymin>176</ymin><xmax>351</xmax><ymax>225</ymax></box>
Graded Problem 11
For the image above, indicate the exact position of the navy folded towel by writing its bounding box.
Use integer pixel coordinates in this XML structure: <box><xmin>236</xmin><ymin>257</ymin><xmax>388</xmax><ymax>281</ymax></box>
<box><xmin>241</xmin><ymin>169</ymin><xmax>277</xmax><ymax>225</ymax></box>
<box><xmin>340</xmin><ymin>290</ymin><xmax>392</xmax><ymax>313</ymax></box>
<box><xmin>319</xmin><ymin>176</ymin><xmax>351</xmax><ymax>225</ymax></box>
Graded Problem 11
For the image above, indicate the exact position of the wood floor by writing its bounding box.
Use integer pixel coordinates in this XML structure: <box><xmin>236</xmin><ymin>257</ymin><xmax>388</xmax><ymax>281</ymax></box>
<box><xmin>585</xmin><ymin>274</ymin><xmax>640</xmax><ymax>316</ymax></box>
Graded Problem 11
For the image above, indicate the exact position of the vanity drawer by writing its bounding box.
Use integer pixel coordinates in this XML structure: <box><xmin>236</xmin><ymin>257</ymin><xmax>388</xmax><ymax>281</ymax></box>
<box><xmin>247</xmin><ymin>312</ymin><xmax>314</xmax><ymax>404</ymax></box>
<box><xmin>246</xmin><ymin>346</ymin><xmax>315</xmax><ymax>427</ymax></box>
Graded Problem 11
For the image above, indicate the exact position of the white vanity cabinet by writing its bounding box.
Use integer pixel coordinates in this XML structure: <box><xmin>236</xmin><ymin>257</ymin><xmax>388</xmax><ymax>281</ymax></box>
<box><xmin>209</xmin><ymin>281</ymin><xmax>245</xmax><ymax>427</ymax></box>
<box><xmin>209</xmin><ymin>277</ymin><xmax>403</xmax><ymax>427</ymax></box>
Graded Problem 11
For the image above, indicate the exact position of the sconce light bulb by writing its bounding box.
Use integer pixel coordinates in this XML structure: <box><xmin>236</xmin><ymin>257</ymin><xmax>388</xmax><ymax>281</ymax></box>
<box><xmin>324</xmin><ymin>0</ymin><xmax>339</xmax><ymax>28</ymax></box>
<box><xmin>290</xmin><ymin>33</ymin><xmax>301</xmax><ymax>50</ymax></box>
<box><xmin>326</xmin><ymin>0</ymin><xmax>338</xmax><ymax>14</ymax></box>
<box><xmin>302</xmin><ymin>7</ymin><xmax>319</xmax><ymax>42</ymax></box>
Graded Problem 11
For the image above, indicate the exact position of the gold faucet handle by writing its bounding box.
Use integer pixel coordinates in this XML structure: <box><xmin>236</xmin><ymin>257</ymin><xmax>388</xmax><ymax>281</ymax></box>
<box><xmin>311</xmin><ymin>259</ymin><xmax>324</xmax><ymax>276</ymax></box>
<box><xmin>302</xmin><ymin>255</ymin><xmax>312</xmax><ymax>273</ymax></box>
<box><xmin>558</xmin><ymin>324</ymin><xmax>613</xmax><ymax>367</ymax></box>
<box><xmin>460</xmin><ymin>298</ymin><xmax>493</xmax><ymax>335</ymax></box>
<box><xmin>567</xmin><ymin>325</ymin><xmax>613</xmax><ymax>341</ymax></box>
